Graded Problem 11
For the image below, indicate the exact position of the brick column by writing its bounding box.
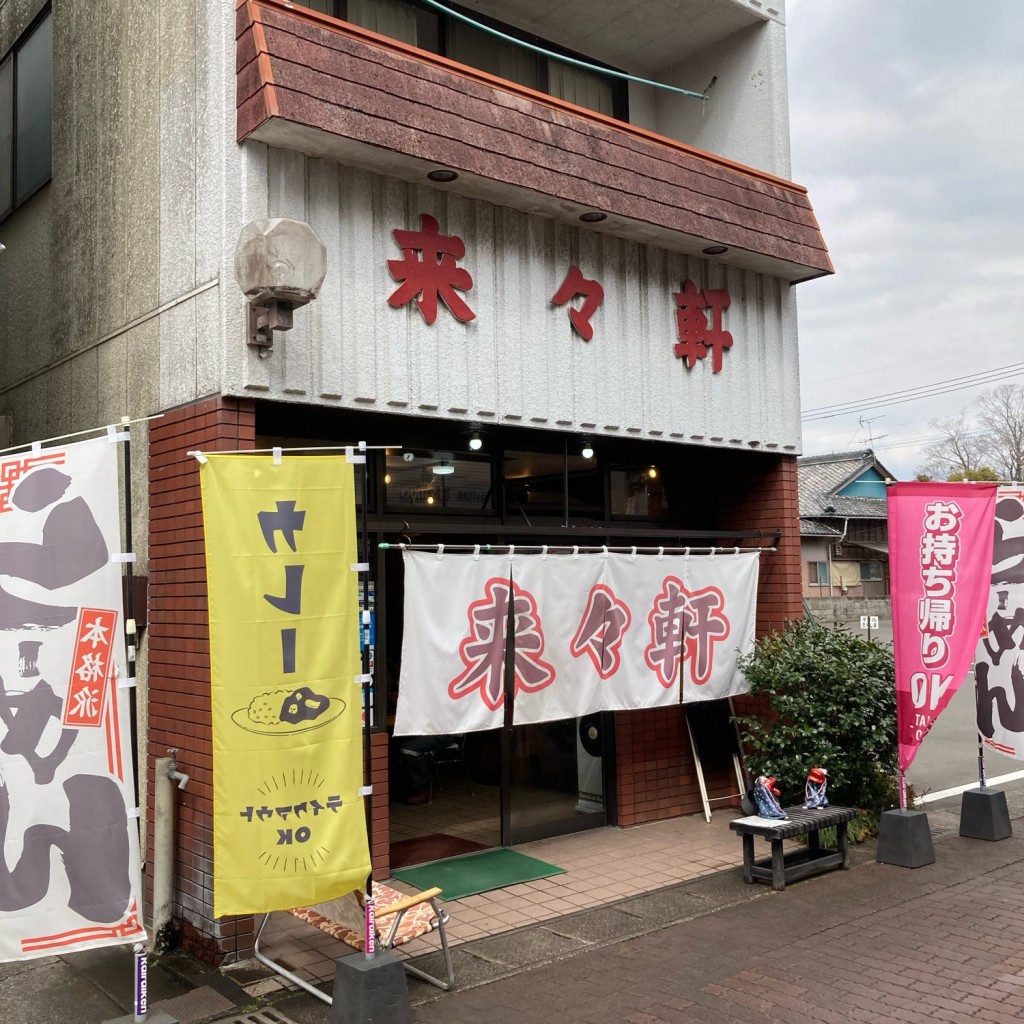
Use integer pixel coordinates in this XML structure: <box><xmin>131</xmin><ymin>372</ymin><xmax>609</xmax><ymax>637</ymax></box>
<box><xmin>146</xmin><ymin>396</ymin><xmax>256</xmax><ymax>963</ymax></box>
<box><xmin>612</xmin><ymin>452</ymin><xmax>801</xmax><ymax>827</ymax></box>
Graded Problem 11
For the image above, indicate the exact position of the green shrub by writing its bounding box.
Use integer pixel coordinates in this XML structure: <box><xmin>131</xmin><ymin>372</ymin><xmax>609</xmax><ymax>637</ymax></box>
<box><xmin>734</xmin><ymin>618</ymin><xmax>898</xmax><ymax>822</ymax></box>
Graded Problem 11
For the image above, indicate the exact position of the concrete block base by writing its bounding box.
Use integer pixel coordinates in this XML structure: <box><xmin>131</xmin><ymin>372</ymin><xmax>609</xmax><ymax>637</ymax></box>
<box><xmin>877</xmin><ymin>808</ymin><xmax>935</xmax><ymax>868</ymax></box>
<box><xmin>330</xmin><ymin>950</ymin><xmax>412</xmax><ymax>1024</ymax></box>
<box><xmin>960</xmin><ymin>787</ymin><xmax>1013</xmax><ymax>841</ymax></box>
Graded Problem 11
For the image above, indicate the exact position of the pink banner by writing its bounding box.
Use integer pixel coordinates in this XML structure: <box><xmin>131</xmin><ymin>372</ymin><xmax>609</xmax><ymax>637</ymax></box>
<box><xmin>888</xmin><ymin>482</ymin><xmax>997</xmax><ymax>773</ymax></box>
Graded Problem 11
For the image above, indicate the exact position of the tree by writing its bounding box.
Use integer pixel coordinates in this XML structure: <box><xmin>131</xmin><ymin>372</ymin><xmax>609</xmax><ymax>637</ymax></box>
<box><xmin>915</xmin><ymin>386</ymin><xmax>1024</xmax><ymax>482</ymax></box>
<box><xmin>917</xmin><ymin>411</ymin><xmax>988</xmax><ymax>480</ymax></box>
<box><xmin>948</xmin><ymin>467</ymin><xmax>1000</xmax><ymax>482</ymax></box>
<box><xmin>977</xmin><ymin>384</ymin><xmax>1024</xmax><ymax>482</ymax></box>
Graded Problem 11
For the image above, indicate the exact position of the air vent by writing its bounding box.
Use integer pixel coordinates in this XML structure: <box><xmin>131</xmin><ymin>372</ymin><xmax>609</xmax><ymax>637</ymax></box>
<box><xmin>216</xmin><ymin>1010</ymin><xmax>304</xmax><ymax>1024</ymax></box>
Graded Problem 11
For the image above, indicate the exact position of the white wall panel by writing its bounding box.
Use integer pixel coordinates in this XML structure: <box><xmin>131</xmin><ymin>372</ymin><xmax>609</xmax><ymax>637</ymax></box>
<box><xmin>248</xmin><ymin>157</ymin><xmax>802</xmax><ymax>454</ymax></box>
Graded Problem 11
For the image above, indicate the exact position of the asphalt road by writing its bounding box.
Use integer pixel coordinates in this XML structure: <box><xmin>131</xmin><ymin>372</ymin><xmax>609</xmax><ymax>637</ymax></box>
<box><xmin>830</xmin><ymin>616</ymin><xmax>1024</xmax><ymax>799</ymax></box>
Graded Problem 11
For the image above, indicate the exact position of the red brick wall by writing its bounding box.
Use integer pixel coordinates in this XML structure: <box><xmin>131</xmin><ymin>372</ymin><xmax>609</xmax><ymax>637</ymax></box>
<box><xmin>612</xmin><ymin>453</ymin><xmax>800</xmax><ymax>828</ymax></box>
<box><xmin>718</xmin><ymin>453</ymin><xmax>804</xmax><ymax>634</ymax></box>
<box><xmin>147</xmin><ymin>396</ymin><xmax>257</xmax><ymax>963</ymax></box>
<box><xmin>613</xmin><ymin>707</ymin><xmax>741</xmax><ymax>827</ymax></box>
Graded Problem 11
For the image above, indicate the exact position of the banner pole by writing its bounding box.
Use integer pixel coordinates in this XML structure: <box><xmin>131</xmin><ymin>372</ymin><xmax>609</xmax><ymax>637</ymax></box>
<box><xmin>121</xmin><ymin>418</ymin><xmax>149</xmax><ymax>1020</ymax></box>
<box><xmin>358</xmin><ymin>441</ymin><xmax>376</xmax><ymax>959</ymax></box>
<box><xmin>120</xmin><ymin>418</ymin><xmax>139</xmax><ymax>807</ymax></box>
<box><xmin>898</xmin><ymin>769</ymin><xmax>907</xmax><ymax>811</ymax></box>
<box><xmin>974</xmin><ymin>669</ymin><xmax>987</xmax><ymax>788</ymax></box>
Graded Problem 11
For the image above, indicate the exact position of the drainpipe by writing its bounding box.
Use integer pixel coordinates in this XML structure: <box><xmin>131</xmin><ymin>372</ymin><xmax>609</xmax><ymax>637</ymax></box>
<box><xmin>152</xmin><ymin>749</ymin><xmax>189</xmax><ymax>953</ymax></box>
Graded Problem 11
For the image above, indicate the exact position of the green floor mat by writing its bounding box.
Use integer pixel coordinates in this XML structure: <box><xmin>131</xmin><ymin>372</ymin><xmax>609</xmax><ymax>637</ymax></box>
<box><xmin>389</xmin><ymin>847</ymin><xmax>566</xmax><ymax>901</ymax></box>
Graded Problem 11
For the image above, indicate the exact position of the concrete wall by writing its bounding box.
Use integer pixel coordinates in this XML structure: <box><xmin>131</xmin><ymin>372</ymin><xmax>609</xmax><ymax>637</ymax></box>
<box><xmin>227</xmin><ymin>153</ymin><xmax>802</xmax><ymax>456</ymax></box>
<box><xmin>649</xmin><ymin>19</ymin><xmax>792</xmax><ymax>179</ymax></box>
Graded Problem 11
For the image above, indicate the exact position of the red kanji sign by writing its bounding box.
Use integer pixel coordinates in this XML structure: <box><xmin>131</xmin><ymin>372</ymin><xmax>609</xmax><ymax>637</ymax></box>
<box><xmin>551</xmin><ymin>265</ymin><xmax>605</xmax><ymax>342</ymax></box>
<box><xmin>570</xmin><ymin>583</ymin><xmax>631</xmax><ymax>678</ymax></box>
<box><xmin>673</xmin><ymin>279</ymin><xmax>733</xmax><ymax>372</ymax></box>
<box><xmin>387</xmin><ymin>213</ymin><xmax>475</xmax><ymax>324</ymax></box>
<box><xmin>448</xmin><ymin>578</ymin><xmax>555</xmax><ymax>710</ymax></box>
<box><xmin>644</xmin><ymin>578</ymin><xmax>730</xmax><ymax>688</ymax></box>
<box><xmin>63</xmin><ymin>607</ymin><xmax>119</xmax><ymax>727</ymax></box>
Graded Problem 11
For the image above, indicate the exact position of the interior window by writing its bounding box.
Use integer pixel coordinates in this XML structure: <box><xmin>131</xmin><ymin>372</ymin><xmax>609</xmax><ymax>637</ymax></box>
<box><xmin>504</xmin><ymin>450</ymin><xmax>602</xmax><ymax>520</ymax></box>
<box><xmin>14</xmin><ymin>11</ymin><xmax>52</xmax><ymax>206</ymax></box>
<box><xmin>384</xmin><ymin>448</ymin><xmax>493</xmax><ymax>513</ymax></box>
<box><xmin>0</xmin><ymin>58</ymin><xmax>12</xmax><ymax>217</ymax></box>
<box><xmin>609</xmin><ymin>465</ymin><xmax>668</xmax><ymax>519</ymax></box>
<box><xmin>548</xmin><ymin>60</ymin><xmax>613</xmax><ymax>117</ymax></box>
<box><xmin>447</xmin><ymin>18</ymin><xmax>542</xmax><ymax>92</ymax></box>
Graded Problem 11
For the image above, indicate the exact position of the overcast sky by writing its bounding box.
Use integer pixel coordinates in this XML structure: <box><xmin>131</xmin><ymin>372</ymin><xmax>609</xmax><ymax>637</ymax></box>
<box><xmin>785</xmin><ymin>0</ymin><xmax>1024</xmax><ymax>479</ymax></box>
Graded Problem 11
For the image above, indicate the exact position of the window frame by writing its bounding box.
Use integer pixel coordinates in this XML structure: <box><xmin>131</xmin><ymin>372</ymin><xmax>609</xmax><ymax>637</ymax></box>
<box><xmin>860</xmin><ymin>560</ymin><xmax>883</xmax><ymax>582</ymax></box>
<box><xmin>807</xmin><ymin>561</ymin><xmax>829</xmax><ymax>586</ymax></box>
<box><xmin>0</xmin><ymin>5</ymin><xmax>53</xmax><ymax>222</ymax></box>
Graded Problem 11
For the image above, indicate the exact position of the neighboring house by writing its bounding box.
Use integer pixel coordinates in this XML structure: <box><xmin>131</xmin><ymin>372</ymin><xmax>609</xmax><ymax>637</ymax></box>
<box><xmin>798</xmin><ymin>450</ymin><xmax>894</xmax><ymax>598</ymax></box>
<box><xmin>0</xmin><ymin>0</ymin><xmax>831</xmax><ymax>964</ymax></box>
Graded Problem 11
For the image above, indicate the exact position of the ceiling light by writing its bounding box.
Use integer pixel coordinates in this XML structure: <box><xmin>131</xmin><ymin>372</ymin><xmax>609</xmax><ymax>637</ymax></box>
<box><xmin>581</xmin><ymin>440</ymin><xmax>595</xmax><ymax>460</ymax></box>
<box><xmin>432</xmin><ymin>461</ymin><xmax>455</xmax><ymax>476</ymax></box>
<box><xmin>579</xmin><ymin>211</ymin><xmax>607</xmax><ymax>223</ymax></box>
<box><xmin>426</xmin><ymin>494</ymin><xmax>435</xmax><ymax>505</ymax></box>
<box><xmin>427</xmin><ymin>169</ymin><xmax>459</xmax><ymax>183</ymax></box>
<box><xmin>702</xmin><ymin>245</ymin><xmax>729</xmax><ymax>256</ymax></box>
<box><xmin>647</xmin><ymin>466</ymin><xmax>658</xmax><ymax>479</ymax></box>
<box><xmin>468</xmin><ymin>431</ymin><xmax>483</xmax><ymax>452</ymax></box>
<box><xmin>384</xmin><ymin>472</ymin><xmax>392</xmax><ymax>485</ymax></box>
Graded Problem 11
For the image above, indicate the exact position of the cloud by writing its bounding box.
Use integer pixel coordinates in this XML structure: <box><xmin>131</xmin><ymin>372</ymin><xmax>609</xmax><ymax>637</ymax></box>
<box><xmin>786</xmin><ymin>0</ymin><xmax>1024</xmax><ymax>479</ymax></box>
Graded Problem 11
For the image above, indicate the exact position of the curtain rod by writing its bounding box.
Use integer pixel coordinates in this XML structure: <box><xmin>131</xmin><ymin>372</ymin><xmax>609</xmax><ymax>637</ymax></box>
<box><xmin>188</xmin><ymin>444</ymin><xmax>401</xmax><ymax>459</ymax></box>
<box><xmin>0</xmin><ymin>413</ymin><xmax>164</xmax><ymax>457</ymax></box>
<box><xmin>378</xmin><ymin>543</ymin><xmax>774</xmax><ymax>555</ymax></box>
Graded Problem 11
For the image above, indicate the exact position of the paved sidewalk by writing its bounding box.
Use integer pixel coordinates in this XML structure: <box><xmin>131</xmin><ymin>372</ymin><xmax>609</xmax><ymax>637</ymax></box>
<box><xmin>5</xmin><ymin>792</ymin><xmax>1024</xmax><ymax>1024</ymax></box>
<box><xmin>405</xmin><ymin>818</ymin><xmax>1024</xmax><ymax>1023</ymax></box>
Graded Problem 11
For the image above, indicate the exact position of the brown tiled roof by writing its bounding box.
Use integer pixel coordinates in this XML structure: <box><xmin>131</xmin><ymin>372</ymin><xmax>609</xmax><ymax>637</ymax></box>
<box><xmin>235</xmin><ymin>0</ymin><xmax>833</xmax><ymax>283</ymax></box>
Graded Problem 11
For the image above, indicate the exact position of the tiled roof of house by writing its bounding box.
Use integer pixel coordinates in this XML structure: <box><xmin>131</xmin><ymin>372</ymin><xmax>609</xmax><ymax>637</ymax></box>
<box><xmin>800</xmin><ymin>519</ymin><xmax>844</xmax><ymax>537</ymax></box>
<box><xmin>797</xmin><ymin>449</ymin><xmax>894</xmax><ymax>521</ymax></box>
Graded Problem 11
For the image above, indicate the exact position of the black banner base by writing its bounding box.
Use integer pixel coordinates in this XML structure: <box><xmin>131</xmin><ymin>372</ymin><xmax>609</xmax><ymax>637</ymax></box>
<box><xmin>876</xmin><ymin>808</ymin><xmax>935</xmax><ymax>868</ymax></box>
<box><xmin>330</xmin><ymin>950</ymin><xmax>412</xmax><ymax>1024</ymax></box>
<box><xmin>960</xmin><ymin>787</ymin><xmax>1013</xmax><ymax>841</ymax></box>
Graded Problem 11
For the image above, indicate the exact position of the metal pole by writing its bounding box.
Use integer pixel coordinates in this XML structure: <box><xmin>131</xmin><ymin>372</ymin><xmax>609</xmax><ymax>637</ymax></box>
<box><xmin>122</xmin><ymin>418</ymin><xmax>147</xmax><ymax>1021</ymax></box>
<box><xmin>974</xmin><ymin>668</ymin><xmax>987</xmax><ymax>788</ymax></box>
<box><xmin>121</xmin><ymin>418</ymin><xmax>139</xmax><ymax>807</ymax></box>
<box><xmin>358</xmin><ymin>441</ymin><xmax>376</xmax><ymax>958</ymax></box>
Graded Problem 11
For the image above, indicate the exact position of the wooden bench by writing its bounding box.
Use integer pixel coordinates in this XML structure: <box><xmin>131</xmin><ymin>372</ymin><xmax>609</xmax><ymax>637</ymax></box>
<box><xmin>729</xmin><ymin>805</ymin><xmax>858</xmax><ymax>891</ymax></box>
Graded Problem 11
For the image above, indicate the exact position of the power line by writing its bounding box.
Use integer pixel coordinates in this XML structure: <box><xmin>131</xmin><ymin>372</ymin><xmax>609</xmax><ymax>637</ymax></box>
<box><xmin>801</xmin><ymin>362</ymin><xmax>1024</xmax><ymax>421</ymax></box>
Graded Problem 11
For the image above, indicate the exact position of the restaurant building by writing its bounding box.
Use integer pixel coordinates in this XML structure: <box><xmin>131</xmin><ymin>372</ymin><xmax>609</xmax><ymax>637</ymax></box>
<box><xmin>0</xmin><ymin>0</ymin><xmax>830</xmax><ymax>962</ymax></box>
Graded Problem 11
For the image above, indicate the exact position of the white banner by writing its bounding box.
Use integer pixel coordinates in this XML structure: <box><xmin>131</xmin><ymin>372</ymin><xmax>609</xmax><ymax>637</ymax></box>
<box><xmin>508</xmin><ymin>553</ymin><xmax>607</xmax><ymax>727</ymax></box>
<box><xmin>0</xmin><ymin>438</ymin><xmax>145</xmax><ymax>962</ymax></box>
<box><xmin>395</xmin><ymin>549</ymin><xmax>759</xmax><ymax>733</ymax></box>
<box><xmin>393</xmin><ymin>552</ymin><xmax>510</xmax><ymax>736</ymax></box>
<box><xmin>975</xmin><ymin>486</ymin><xmax>1024</xmax><ymax>762</ymax></box>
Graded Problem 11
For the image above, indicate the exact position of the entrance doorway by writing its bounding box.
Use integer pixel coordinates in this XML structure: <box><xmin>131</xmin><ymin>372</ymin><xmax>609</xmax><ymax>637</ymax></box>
<box><xmin>383</xmin><ymin>537</ymin><xmax>611</xmax><ymax>866</ymax></box>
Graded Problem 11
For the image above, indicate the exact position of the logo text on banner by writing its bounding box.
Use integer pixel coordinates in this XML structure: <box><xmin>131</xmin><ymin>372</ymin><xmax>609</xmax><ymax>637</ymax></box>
<box><xmin>888</xmin><ymin>481</ymin><xmax>997</xmax><ymax>773</ymax></box>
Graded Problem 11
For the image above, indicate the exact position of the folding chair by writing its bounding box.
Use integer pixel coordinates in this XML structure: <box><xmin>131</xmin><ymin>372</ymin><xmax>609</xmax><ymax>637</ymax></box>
<box><xmin>254</xmin><ymin>881</ymin><xmax>454</xmax><ymax>1005</ymax></box>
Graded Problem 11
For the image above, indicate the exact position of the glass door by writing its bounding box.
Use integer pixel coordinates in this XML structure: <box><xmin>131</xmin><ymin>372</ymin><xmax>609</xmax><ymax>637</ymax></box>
<box><xmin>502</xmin><ymin>713</ymin><xmax>609</xmax><ymax>845</ymax></box>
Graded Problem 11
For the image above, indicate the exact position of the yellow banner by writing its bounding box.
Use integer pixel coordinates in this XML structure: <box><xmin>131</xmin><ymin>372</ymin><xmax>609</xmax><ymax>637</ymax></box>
<box><xmin>200</xmin><ymin>455</ymin><xmax>371</xmax><ymax>917</ymax></box>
